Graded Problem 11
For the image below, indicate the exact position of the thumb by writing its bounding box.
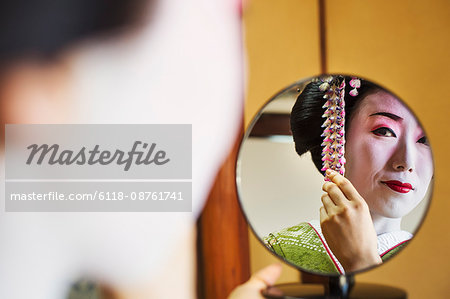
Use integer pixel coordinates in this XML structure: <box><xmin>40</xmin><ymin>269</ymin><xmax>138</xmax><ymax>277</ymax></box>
<box><xmin>228</xmin><ymin>264</ymin><xmax>282</xmax><ymax>299</ymax></box>
<box><xmin>247</xmin><ymin>263</ymin><xmax>282</xmax><ymax>289</ymax></box>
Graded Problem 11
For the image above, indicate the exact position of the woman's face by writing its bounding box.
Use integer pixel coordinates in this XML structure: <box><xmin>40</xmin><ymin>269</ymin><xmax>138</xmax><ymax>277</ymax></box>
<box><xmin>344</xmin><ymin>90</ymin><xmax>433</xmax><ymax>219</ymax></box>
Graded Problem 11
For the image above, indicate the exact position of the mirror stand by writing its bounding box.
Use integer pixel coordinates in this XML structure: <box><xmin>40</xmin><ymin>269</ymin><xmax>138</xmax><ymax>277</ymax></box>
<box><xmin>327</xmin><ymin>275</ymin><xmax>354</xmax><ymax>298</ymax></box>
<box><xmin>262</xmin><ymin>273</ymin><xmax>407</xmax><ymax>299</ymax></box>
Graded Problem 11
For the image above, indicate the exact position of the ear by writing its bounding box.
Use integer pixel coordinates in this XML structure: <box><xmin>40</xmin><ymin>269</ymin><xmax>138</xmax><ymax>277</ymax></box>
<box><xmin>0</xmin><ymin>59</ymin><xmax>74</xmax><ymax>125</ymax></box>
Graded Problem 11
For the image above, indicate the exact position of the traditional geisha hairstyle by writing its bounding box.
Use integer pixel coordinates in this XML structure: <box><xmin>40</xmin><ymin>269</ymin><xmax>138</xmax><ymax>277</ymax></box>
<box><xmin>290</xmin><ymin>75</ymin><xmax>379</xmax><ymax>175</ymax></box>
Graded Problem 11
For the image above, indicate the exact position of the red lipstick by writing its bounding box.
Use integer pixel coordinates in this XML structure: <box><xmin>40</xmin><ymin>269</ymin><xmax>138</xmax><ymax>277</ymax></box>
<box><xmin>382</xmin><ymin>181</ymin><xmax>413</xmax><ymax>193</ymax></box>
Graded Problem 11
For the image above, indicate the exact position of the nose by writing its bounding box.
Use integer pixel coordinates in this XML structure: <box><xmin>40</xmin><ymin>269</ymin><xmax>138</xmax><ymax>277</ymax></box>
<box><xmin>391</xmin><ymin>137</ymin><xmax>415</xmax><ymax>172</ymax></box>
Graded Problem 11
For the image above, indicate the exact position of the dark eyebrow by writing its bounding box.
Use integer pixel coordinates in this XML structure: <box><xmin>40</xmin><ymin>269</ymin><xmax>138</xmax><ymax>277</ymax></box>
<box><xmin>369</xmin><ymin>112</ymin><xmax>402</xmax><ymax>121</ymax></box>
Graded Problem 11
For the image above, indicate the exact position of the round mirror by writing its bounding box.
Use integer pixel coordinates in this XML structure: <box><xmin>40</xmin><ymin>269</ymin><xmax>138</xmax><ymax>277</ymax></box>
<box><xmin>236</xmin><ymin>75</ymin><xmax>434</xmax><ymax>276</ymax></box>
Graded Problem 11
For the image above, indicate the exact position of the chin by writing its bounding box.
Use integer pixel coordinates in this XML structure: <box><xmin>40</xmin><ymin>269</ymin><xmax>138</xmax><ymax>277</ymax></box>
<box><xmin>378</xmin><ymin>201</ymin><xmax>415</xmax><ymax>219</ymax></box>
<box><xmin>368</xmin><ymin>196</ymin><xmax>411</xmax><ymax>219</ymax></box>
<box><xmin>382</xmin><ymin>210</ymin><xmax>408</xmax><ymax>219</ymax></box>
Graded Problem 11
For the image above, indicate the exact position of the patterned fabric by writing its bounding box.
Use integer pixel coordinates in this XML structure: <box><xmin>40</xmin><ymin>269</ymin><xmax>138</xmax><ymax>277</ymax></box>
<box><xmin>377</xmin><ymin>230</ymin><xmax>412</xmax><ymax>255</ymax></box>
<box><xmin>264</xmin><ymin>222</ymin><xmax>340</xmax><ymax>273</ymax></box>
<box><xmin>264</xmin><ymin>221</ymin><xmax>411</xmax><ymax>274</ymax></box>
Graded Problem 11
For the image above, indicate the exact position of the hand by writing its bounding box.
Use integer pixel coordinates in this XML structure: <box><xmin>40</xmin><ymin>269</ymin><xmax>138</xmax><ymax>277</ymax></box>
<box><xmin>320</xmin><ymin>169</ymin><xmax>382</xmax><ymax>272</ymax></box>
<box><xmin>228</xmin><ymin>263</ymin><xmax>282</xmax><ymax>299</ymax></box>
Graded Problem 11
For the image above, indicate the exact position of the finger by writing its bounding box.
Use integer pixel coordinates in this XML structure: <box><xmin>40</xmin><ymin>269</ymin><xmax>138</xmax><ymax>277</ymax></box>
<box><xmin>322</xmin><ymin>182</ymin><xmax>347</xmax><ymax>205</ymax></box>
<box><xmin>325</xmin><ymin>169</ymin><xmax>362</xmax><ymax>201</ymax></box>
<box><xmin>321</xmin><ymin>193</ymin><xmax>337</xmax><ymax>214</ymax></box>
<box><xmin>227</xmin><ymin>264</ymin><xmax>282</xmax><ymax>299</ymax></box>
<box><xmin>249</xmin><ymin>263</ymin><xmax>282</xmax><ymax>288</ymax></box>
<box><xmin>320</xmin><ymin>206</ymin><xmax>328</xmax><ymax>222</ymax></box>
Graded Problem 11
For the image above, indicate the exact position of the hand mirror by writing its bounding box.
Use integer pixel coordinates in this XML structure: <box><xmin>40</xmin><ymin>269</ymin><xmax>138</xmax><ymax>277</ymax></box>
<box><xmin>236</xmin><ymin>75</ymin><xmax>434</xmax><ymax>298</ymax></box>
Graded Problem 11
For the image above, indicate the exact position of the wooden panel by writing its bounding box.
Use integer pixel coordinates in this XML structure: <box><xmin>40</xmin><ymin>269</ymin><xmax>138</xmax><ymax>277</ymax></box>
<box><xmin>197</xmin><ymin>128</ymin><xmax>250</xmax><ymax>299</ymax></box>
<box><xmin>249</xmin><ymin>113</ymin><xmax>291</xmax><ymax>137</ymax></box>
<box><xmin>244</xmin><ymin>0</ymin><xmax>322</xmax><ymax>127</ymax></box>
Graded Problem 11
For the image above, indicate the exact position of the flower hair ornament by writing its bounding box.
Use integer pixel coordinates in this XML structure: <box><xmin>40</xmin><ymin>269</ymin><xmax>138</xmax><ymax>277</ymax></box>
<box><xmin>317</xmin><ymin>76</ymin><xmax>361</xmax><ymax>180</ymax></box>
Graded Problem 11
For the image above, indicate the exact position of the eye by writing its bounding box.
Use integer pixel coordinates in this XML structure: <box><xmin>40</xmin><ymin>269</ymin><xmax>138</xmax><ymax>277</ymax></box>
<box><xmin>371</xmin><ymin>127</ymin><xmax>397</xmax><ymax>137</ymax></box>
<box><xmin>417</xmin><ymin>136</ymin><xmax>429</xmax><ymax>146</ymax></box>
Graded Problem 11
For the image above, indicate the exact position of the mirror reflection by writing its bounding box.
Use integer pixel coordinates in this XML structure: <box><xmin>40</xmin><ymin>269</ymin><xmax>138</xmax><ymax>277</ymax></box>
<box><xmin>237</xmin><ymin>75</ymin><xmax>433</xmax><ymax>275</ymax></box>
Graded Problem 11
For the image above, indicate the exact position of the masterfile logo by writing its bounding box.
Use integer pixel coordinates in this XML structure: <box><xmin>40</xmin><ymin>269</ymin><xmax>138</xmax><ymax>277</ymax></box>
<box><xmin>4</xmin><ymin>124</ymin><xmax>192</xmax><ymax>212</ymax></box>
<box><xmin>26</xmin><ymin>141</ymin><xmax>170</xmax><ymax>171</ymax></box>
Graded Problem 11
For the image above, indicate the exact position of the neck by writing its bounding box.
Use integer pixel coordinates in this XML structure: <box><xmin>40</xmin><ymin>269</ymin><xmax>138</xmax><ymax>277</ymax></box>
<box><xmin>370</xmin><ymin>213</ymin><xmax>402</xmax><ymax>235</ymax></box>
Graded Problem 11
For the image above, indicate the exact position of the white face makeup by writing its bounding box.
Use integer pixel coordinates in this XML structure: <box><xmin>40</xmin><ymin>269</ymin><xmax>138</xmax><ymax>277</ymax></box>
<box><xmin>345</xmin><ymin>90</ymin><xmax>433</xmax><ymax>219</ymax></box>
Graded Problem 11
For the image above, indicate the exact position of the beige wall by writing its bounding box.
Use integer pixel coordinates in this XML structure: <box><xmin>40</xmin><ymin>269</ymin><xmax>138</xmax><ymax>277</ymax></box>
<box><xmin>243</xmin><ymin>0</ymin><xmax>321</xmax><ymax>123</ymax></box>
<box><xmin>243</xmin><ymin>0</ymin><xmax>450</xmax><ymax>297</ymax></box>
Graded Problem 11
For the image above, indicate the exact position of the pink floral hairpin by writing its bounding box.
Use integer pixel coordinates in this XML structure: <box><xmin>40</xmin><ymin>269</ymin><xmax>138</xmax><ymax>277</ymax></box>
<box><xmin>320</xmin><ymin>76</ymin><xmax>360</xmax><ymax>180</ymax></box>
<box><xmin>349</xmin><ymin>77</ymin><xmax>361</xmax><ymax>96</ymax></box>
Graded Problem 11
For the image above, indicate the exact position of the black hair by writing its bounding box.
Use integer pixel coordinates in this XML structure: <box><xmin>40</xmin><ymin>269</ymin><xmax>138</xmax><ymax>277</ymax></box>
<box><xmin>0</xmin><ymin>0</ymin><xmax>150</xmax><ymax>65</ymax></box>
<box><xmin>290</xmin><ymin>75</ymin><xmax>379</xmax><ymax>174</ymax></box>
